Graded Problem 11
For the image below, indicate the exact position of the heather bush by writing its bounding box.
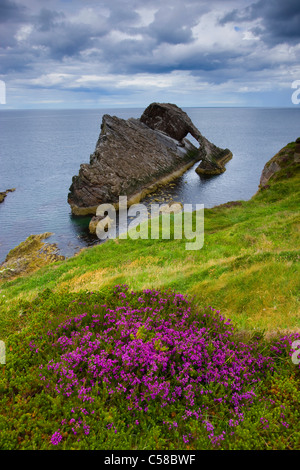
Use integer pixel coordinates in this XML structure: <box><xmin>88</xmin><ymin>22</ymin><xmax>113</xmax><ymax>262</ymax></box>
<box><xmin>0</xmin><ymin>285</ymin><xmax>299</xmax><ymax>450</ymax></box>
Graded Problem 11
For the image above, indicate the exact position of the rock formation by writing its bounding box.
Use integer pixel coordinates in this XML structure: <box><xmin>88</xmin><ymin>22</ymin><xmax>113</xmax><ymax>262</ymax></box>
<box><xmin>259</xmin><ymin>138</ymin><xmax>300</xmax><ymax>188</ymax></box>
<box><xmin>68</xmin><ymin>103</ymin><xmax>232</xmax><ymax>217</ymax></box>
<box><xmin>195</xmin><ymin>144</ymin><xmax>233</xmax><ymax>176</ymax></box>
<box><xmin>0</xmin><ymin>233</ymin><xmax>65</xmax><ymax>280</ymax></box>
<box><xmin>294</xmin><ymin>137</ymin><xmax>300</xmax><ymax>162</ymax></box>
<box><xmin>89</xmin><ymin>214</ymin><xmax>114</xmax><ymax>235</ymax></box>
<box><xmin>0</xmin><ymin>188</ymin><xmax>16</xmax><ymax>204</ymax></box>
<box><xmin>141</xmin><ymin>103</ymin><xmax>232</xmax><ymax>176</ymax></box>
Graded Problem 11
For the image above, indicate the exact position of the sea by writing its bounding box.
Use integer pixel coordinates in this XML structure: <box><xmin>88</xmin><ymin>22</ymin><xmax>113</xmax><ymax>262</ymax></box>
<box><xmin>0</xmin><ymin>107</ymin><xmax>299</xmax><ymax>263</ymax></box>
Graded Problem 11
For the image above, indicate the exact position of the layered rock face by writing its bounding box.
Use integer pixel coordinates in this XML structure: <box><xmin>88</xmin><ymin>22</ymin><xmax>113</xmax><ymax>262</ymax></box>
<box><xmin>259</xmin><ymin>137</ymin><xmax>300</xmax><ymax>188</ymax></box>
<box><xmin>140</xmin><ymin>102</ymin><xmax>203</xmax><ymax>141</ymax></box>
<box><xmin>141</xmin><ymin>103</ymin><xmax>232</xmax><ymax>176</ymax></box>
<box><xmin>195</xmin><ymin>143</ymin><xmax>233</xmax><ymax>176</ymax></box>
<box><xmin>68</xmin><ymin>103</ymin><xmax>232</xmax><ymax>216</ymax></box>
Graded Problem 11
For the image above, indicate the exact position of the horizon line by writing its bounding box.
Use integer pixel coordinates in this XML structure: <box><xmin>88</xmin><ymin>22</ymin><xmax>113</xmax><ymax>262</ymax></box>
<box><xmin>0</xmin><ymin>105</ymin><xmax>299</xmax><ymax>111</ymax></box>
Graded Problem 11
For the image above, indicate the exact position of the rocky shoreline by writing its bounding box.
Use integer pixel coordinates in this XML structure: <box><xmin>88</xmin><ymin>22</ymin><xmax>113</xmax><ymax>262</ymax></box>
<box><xmin>1</xmin><ymin>126</ymin><xmax>297</xmax><ymax>283</ymax></box>
<box><xmin>0</xmin><ymin>233</ymin><xmax>65</xmax><ymax>280</ymax></box>
<box><xmin>0</xmin><ymin>188</ymin><xmax>16</xmax><ymax>203</ymax></box>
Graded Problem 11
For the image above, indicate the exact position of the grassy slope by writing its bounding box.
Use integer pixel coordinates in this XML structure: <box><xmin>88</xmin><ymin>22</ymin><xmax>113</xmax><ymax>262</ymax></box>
<box><xmin>0</xmin><ymin>141</ymin><xmax>299</xmax><ymax>339</ymax></box>
<box><xmin>0</xmin><ymin>141</ymin><xmax>299</xmax><ymax>451</ymax></box>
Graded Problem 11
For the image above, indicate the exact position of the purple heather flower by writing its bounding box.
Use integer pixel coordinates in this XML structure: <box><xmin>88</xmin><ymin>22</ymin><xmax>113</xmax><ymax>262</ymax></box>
<box><xmin>50</xmin><ymin>430</ymin><xmax>63</xmax><ymax>445</ymax></box>
<box><xmin>36</xmin><ymin>286</ymin><xmax>299</xmax><ymax>449</ymax></box>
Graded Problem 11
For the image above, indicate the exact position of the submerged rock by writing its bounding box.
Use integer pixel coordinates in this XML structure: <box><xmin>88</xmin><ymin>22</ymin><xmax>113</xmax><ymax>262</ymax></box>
<box><xmin>68</xmin><ymin>103</ymin><xmax>232</xmax><ymax>216</ymax></box>
<box><xmin>89</xmin><ymin>214</ymin><xmax>114</xmax><ymax>235</ymax></box>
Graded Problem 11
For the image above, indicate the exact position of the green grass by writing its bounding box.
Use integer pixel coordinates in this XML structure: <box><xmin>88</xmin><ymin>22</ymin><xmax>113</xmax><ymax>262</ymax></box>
<box><xmin>0</xmin><ymin>149</ymin><xmax>299</xmax><ymax>337</ymax></box>
<box><xmin>0</xmin><ymin>141</ymin><xmax>299</xmax><ymax>450</ymax></box>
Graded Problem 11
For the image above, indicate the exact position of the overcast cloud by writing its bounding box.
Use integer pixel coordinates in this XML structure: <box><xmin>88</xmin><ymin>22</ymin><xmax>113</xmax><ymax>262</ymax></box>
<box><xmin>1</xmin><ymin>0</ymin><xmax>300</xmax><ymax>108</ymax></box>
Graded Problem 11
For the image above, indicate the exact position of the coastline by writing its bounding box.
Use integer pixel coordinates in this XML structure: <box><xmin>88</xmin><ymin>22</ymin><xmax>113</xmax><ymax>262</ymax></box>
<box><xmin>1</xmin><ymin>137</ymin><xmax>298</xmax><ymax>279</ymax></box>
<box><xmin>0</xmin><ymin>188</ymin><xmax>16</xmax><ymax>204</ymax></box>
<box><xmin>0</xmin><ymin>138</ymin><xmax>298</xmax><ymax>334</ymax></box>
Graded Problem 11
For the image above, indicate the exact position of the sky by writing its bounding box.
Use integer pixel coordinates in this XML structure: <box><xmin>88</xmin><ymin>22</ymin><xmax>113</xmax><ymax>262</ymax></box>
<box><xmin>0</xmin><ymin>0</ymin><xmax>300</xmax><ymax>109</ymax></box>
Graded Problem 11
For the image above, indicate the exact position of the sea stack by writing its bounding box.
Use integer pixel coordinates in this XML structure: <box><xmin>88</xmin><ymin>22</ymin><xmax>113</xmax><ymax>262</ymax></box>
<box><xmin>68</xmin><ymin>103</ymin><xmax>232</xmax><ymax>216</ymax></box>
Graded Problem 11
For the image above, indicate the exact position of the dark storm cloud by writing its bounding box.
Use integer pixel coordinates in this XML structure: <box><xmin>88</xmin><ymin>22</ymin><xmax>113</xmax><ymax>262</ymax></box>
<box><xmin>0</xmin><ymin>0</ymin><xmax>29</xmax><ymax>49</ymax></box>
<box><xmin>35</xmin><ymin>8</ymin><xmax>65</xmax><ymax>32</ymax></box>
<box><xmin>0</xmin><ymin>24</ymin><xmax>18</xmax><ymax>48</ymax></box>
<box><xmin>220</xmin><ymin>0</ymin><xmax>300</xmax><ymax>44</ymax></box>
<box><xmin>26</xmin><ymin>6</ymin><xmax>110</xmax><ymax>61</ymax></box>
<box><xmin>0</xmin><ymin>0</ymin><xmax>227</xmax><ymax>73</ymax></box>
<box><xmin>107</xmin><ymin>3</ymin><xmax>141</xmax><ymax>31</ymax></box>
<box><xmin>0</xmin><ymin>51</ymin><xmax>33</xmax><ymax>73</ymax></box>
<box><xmin>252</xmin><ymin>0</ymin><xmax>300</xmax><ymax>43</ymax></box>
<box><xmin>30</xmin><ymin>23</ymin><xmax>95</xmax><ymax>60</ymax></box>
<box><xmin>146</xmin><ymin>4</ymin><xmax>201</xmax><ymax>45</ymax></box>
<box><xmin>104</xmin><ymin>42</ymin><xmax>244</xmax><ymax>76</ymax></box>
<box><xmin>2</xmin><ymin>0</ymin><xmax>298</xmax><ymax>74</ymax></box>
<box><xmin>0</xmin><ymin>0</ymin><xmax>27</xmax><ymax>23</ymax></box>
<box><xmin>1</xmin><ymin>0</ymin><xmax>300</xmax><ymax>107</ymax></box>
<box><xmin>86</xmin><ymin>1</ymin><xmax>206</xmax><ymax>74</ymax></box>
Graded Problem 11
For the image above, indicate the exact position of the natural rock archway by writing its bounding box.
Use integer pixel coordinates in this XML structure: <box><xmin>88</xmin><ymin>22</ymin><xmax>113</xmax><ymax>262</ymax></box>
<box><xmin>68</xmin><ymin>103</ymin><xmax>232</xmax><ymax>216</ymax></box>
<box><xmin>140</xmin><ymin>103</ymin><xmax>232</xmax><ymax>176</ymax></box>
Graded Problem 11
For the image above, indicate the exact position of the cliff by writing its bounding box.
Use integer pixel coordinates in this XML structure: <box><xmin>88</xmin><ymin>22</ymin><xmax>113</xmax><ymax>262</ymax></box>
<box><xmin>259</xmin><ymin>137</ymin><xmax>300</xmax><ymax>189</ymax></box>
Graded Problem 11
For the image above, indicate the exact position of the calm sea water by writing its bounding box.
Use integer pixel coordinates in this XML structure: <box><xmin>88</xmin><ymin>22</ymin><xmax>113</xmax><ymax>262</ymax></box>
<box><xmin>0</xmin><ymin>107</ymin><xmax>299</xmax><ymax>263</ymax></box>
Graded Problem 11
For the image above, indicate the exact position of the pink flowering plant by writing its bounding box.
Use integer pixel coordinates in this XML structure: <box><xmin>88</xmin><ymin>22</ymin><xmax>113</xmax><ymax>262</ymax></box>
<box><xmin>1</xmin><ymin>285</ymin><xmax>299</xmax><ymax>449</ymax></box>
